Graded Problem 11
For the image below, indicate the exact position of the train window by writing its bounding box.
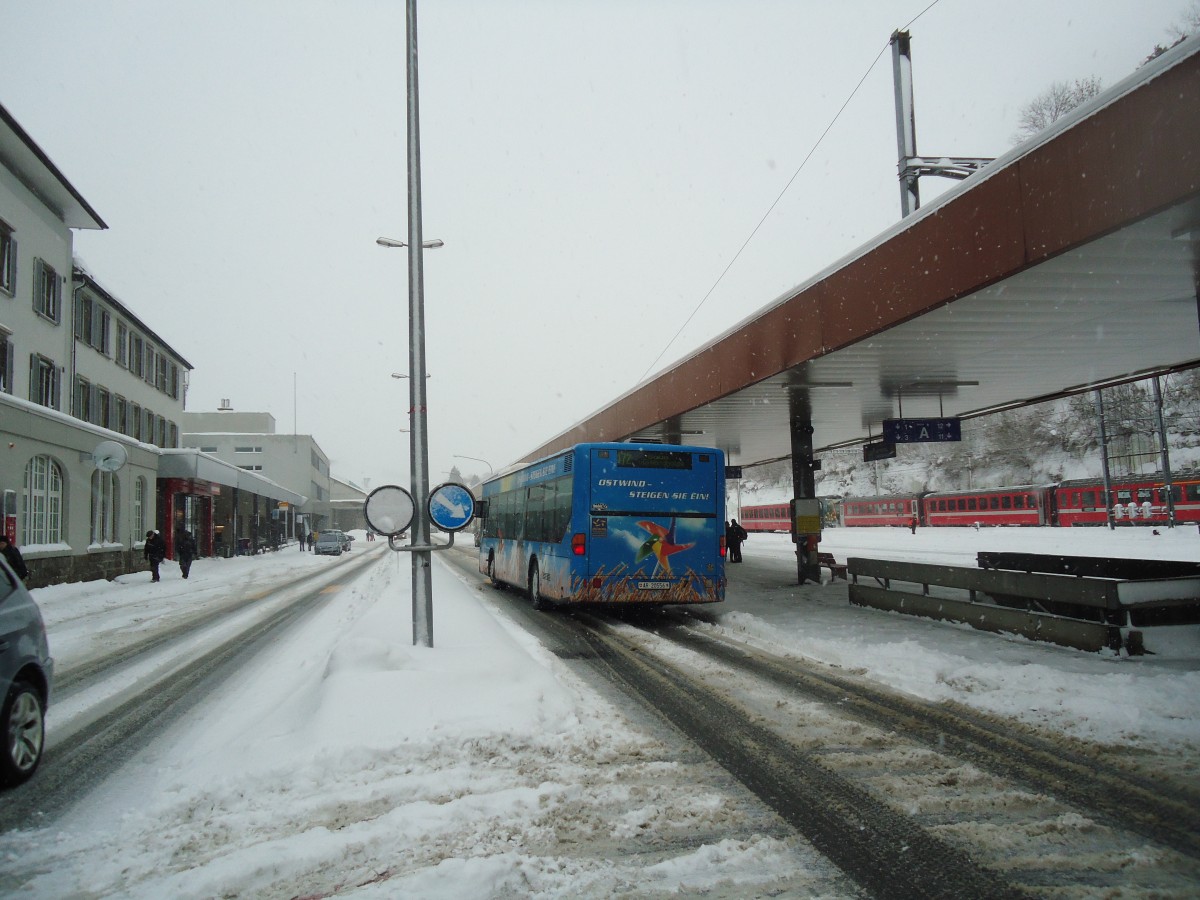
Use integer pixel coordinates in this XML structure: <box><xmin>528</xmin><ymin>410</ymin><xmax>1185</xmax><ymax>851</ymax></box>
<box><xmin>1082</xmin><ymin>490</ymin><xmax>1095</xmax><ymax>507</ymax></box>
<box><xmin>939</xmin><ymin>500</ymin><xmax>947</xmax><ymax>511</ymax></box>
<box><xmin>1138</xmin><ymin>489</ymin><xmax>1153</xmax><ymax>502</ymax></box>
<box><xmin>955</xmin><ymin>499</ymin><xmax>965</xmax><ymax>511</ymax></box>
<box><xmin>1186</xmin><ymin>485</ymin><xmax>1200</xmax><ymax>501</ymax></box>
<box><xmin>990</xmin><ymin>497</ymin><xmax>1000</xmax><ymax>510</ymax></box>
<box><xmin>967</xmin><ymin>498</ymin><xmax>977</xmax><ymax>511</ymax></box>
<box><xmin>1002</xmin><ymin>496</ymin><xmax>1012</xmax><ymax>509</ymax></box>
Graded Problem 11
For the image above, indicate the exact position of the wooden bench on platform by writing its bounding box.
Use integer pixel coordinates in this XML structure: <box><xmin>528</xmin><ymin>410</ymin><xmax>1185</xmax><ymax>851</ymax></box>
<box><xmin>818</xmin><ymin>552</ymin><xmax>849</xmax><ymax>581</ymax></box>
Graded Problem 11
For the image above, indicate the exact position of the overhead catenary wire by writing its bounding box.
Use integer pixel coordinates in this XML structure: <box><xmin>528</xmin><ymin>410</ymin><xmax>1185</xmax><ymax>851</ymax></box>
<box><xmin>637</xmin><ymin>0</ymin><xmax>946</xmax><ymax>385</ymax></box>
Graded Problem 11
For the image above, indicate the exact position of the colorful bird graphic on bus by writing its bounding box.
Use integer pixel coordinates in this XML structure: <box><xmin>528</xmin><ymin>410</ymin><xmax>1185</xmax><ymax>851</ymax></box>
<box><xmin>635</xmin><ymin>519</ymin><xmax>694</xmax><ymax>575</ymax></box>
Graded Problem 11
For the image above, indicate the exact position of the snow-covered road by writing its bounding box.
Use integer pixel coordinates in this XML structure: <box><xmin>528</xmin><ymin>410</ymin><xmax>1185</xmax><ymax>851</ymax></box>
<box><xmin>1</xmin><ymin>526</ymin><xmax>1197</xmax><ymax>897</ymax></box>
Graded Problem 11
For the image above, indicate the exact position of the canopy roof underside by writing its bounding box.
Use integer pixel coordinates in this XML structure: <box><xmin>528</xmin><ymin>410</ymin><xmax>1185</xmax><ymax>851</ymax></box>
<box><xmin>522</xmin><ymin>38</ymin><xmax>1200</xmax><ymax>470</ymax></box>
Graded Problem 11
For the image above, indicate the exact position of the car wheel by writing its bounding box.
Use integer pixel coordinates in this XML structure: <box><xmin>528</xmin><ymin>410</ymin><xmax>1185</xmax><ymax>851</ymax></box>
<box><xmin>529</xmin><ymin>564</ymin><xmax>547</xmax><ymax>610</ymax></box>
<box><xmin>2</xmin><ymin>680</ymin><xmax>45</xmax><ymax>787</ymax></box>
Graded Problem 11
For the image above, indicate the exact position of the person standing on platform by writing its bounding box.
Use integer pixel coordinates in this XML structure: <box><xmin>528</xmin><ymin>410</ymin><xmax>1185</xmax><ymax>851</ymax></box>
<box><xmin>726</xmin><ymin>519</ymin><xmax>747</xmax><ymax>563</ymax></box>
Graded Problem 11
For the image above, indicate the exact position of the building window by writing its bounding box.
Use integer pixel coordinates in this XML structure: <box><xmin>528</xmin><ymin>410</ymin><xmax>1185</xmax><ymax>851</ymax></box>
<box><xmin>0</xmin><ymin>329</ymin><xmax>12</xmax><ymax>394</ymax></box>
<box><xmin>155</xmin><ymin>354</ymin><xmax>167</xmax><ymax>392</ymax></box>
<box><xmin>134</xmin><ymin>476</ymin><xmax>146</xmax><ymax>538</ymax></box>
<box><xmin>114</xmin><ymin>395</ymin><xmax>127</xmax><ymax>434</ymax></box>
<box><xmin>23</xmin><ymin>455</ymin><xmax>64</xmax><ymax>545</ymax></box>
<box><xmin>239</xmin><ymin>464</ymin><xmax>263</xmax><ymax>471</ymax></box>
<box><xmin>155</xmin><ymin>415</ymin><xmax>166</xmax><ymax>447</ymax></box>
<box><xmin>96</xmin><ymin>387</ymin><xmax>111</xmax><ymax>429</ymax></box>
<box><xmin>75</xmin><ymin>292</ymin><xmax>94</xmax><ymax>343</ymax></box>
<box><xmin>199</xmin><ymin>446</ymin><xmax>218</xmax><ymax>453</ymax></box>
<box><xmin>144</xmin><ymin>345</ymin><xmax>155</xmax><ymax>384</ymax></box>
<box><xmin>0</xmin><ymin>220</ymin><xmax>15</xmax><ymax>296</ymax></box>
<box><xmin>29</xmin><ymin>354</ymin><xmax>60</xmax><ymax>409</ymax></box>
<box><xmin>90</xmin><ymin>470</ymin><xmax>119</xmax><ymax>545</ymax></box>
<box><xmin>73</xmin><ymin>376</ymin><xmax>93</xmax><ymax>422</ymax></box>
<box><xmin>99</xmin><ymin>310</ymin><xmax>110</xmax><ymax>355</ymax></box>
<box><xmin>116</xmin><ymin>323</ymin><xmax>127</xmax><ymax>367</ymax></box>
<box><xmin>130</xmin><ymin>334</ymin><xmax>144</xmax><ymax>377</ymax></box>
<box><xmin>33</xmin><ymin>259</ymin><xmax>62</xmax><ymax>323</ymax></box>
<box><xmin>169</xmin><ymin>362</ymin><xmax>179</xmax><ymax>399</ymax></box>
<box><xmin>130</xmin><ymin>402</ymin><xmax>142</xmax><ymax>440</ymax></box>
<box><xmin>167</xmin><ymin>421</ymin><xmax>177</xmax><ymax>448</ymax></box>
<box><xmin>77</xmin><ymin>298</ymin><xmax>110</xmax><ymax>355</ymax></box>
<box><xmin>235</xmin><ymin>446</ymin><xmax>263</xmax><ymax>453</ymax></box>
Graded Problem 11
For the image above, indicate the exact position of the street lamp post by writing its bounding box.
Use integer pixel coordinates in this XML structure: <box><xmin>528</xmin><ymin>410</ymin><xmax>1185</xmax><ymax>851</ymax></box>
<box><xmin>375</xmin><ymin>0</ymin><xmax>439</xmax><ymax>647</ymax></box>
<box><xmin>453</xmin><ymin>454</ymin><xmax>495</xmax><ymax>479</ymax></box>
<box><xmin>377</xmin><ymin>238</ymin><xmax>445</xmax><ymax>249</ymax></box>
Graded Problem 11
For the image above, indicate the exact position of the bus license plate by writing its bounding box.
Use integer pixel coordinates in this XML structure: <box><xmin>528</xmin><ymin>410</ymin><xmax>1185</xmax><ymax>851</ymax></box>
<box><xmin>637</xmin><ymin>580</ymin><xmax>670</xmax><ymax>590</ymax></box>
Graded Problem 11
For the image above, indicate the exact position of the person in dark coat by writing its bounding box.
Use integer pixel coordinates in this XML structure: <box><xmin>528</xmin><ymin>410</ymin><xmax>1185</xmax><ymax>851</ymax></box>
<box><xmin>726</xmin><ymin>519</ymin><xmax>748</xmax><ymax>563</ymax></box>
<box><xmin>176</xmin><ymin>529</ymin><xmax>198</xmax><ymax>579</ymax></box>
<box><xmin>144</xmin><ymin>530</ymin><xmax>166</xmax><ymax>582</ymax></box>
<box><xmin>0</xmin><ymin>536</ymin><xmax>29</xmax><ymax>581</ymax></box>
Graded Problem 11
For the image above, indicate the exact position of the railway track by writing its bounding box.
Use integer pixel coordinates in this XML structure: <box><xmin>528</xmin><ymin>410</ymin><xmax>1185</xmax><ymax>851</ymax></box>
<box><xmin>468</xmin><ymin>561</ymin><xmax>1200</xmax><ymax>898</ymax></box>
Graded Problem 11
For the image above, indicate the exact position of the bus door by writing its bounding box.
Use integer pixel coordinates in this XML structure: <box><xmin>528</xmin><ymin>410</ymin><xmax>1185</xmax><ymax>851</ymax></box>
<box><xmin>585</xmin><ymin>446</ymin><xmax>724</xmax><ymax>601</ymax></box>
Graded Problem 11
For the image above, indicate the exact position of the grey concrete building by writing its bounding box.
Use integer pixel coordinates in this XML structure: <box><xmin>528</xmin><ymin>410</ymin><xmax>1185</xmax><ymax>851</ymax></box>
<box><xmin>181</xmin><ymin>407</ymin><xmax>335</xmax><ymax>535</ymax></box>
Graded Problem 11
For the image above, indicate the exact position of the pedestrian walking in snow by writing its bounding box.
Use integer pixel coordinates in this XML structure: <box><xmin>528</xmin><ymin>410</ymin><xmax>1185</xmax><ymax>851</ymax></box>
<box><xmin>144</xmin><ymin>530</ymin><xmax>166</xmax><ymax>582</ymax></box>
<box><xmin>0</xmin><ymin>535</ymin><xmax>29</xmax><ymax>582</ymax></box>
<box><xmin>176</xmin><ymin>529</ymin><xmax>197</xmax><ymax>579</ymax></box>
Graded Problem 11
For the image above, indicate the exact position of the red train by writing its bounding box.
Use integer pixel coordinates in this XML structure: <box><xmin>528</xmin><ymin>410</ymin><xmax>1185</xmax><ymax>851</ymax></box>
<box><xmin>739</xmin><ymin>503</ymin><xmax>792</xmax><ymax>532</ymax></box>
<box><xmin>745</xmin><ymin>474</ymin><xmax>1200</xmax><ymax>529</ymax></box>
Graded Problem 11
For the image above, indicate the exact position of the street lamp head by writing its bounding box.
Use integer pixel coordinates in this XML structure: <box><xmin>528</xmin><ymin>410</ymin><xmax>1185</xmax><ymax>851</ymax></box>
<box><xmin>376</xmin><ymin>236</ymin><xmax>445</xmax><ymax>249</ymax></box>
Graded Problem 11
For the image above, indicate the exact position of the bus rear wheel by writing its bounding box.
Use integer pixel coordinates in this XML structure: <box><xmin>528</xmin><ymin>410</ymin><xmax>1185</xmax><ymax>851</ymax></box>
<box><xmin>487</xmin><ymin>553</ymin><xmax>503</xmax><ymax>589</ymax></box>
<box><xmin>528</xmin><ymin>564</ymin><xmax>547</xmax><ymax>610</ymax></box>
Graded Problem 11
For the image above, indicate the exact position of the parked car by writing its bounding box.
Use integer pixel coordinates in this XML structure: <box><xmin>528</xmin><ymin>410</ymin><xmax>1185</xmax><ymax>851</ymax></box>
<box><xmin>0</xmin><ymin>556</ymin><xmax>52</xmax><ymax>787</ymax></box>
<box><xmin>313</xmin><ymin>530</ymin><xmax>346</xmax><ymax>556</ymax></box>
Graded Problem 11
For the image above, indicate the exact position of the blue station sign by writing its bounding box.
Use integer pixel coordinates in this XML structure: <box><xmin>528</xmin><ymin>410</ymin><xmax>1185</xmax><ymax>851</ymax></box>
<box><xmin>882</xmin><ymin>417</ymin><xmax>962</xmax><ymax>443</ymax></box>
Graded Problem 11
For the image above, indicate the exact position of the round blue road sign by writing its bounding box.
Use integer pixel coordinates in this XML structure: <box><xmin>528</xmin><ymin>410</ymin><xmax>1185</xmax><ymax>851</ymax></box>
<box><xmin>428</xmin><ymin>482</ymin><xmax>475</xmax><ymax>532</ymax></box>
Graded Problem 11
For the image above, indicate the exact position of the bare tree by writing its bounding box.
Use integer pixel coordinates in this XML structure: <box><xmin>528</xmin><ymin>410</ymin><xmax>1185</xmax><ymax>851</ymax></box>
<box><xmin>1012</xmin><ymin>77</ymin><xmax>1102</xmax><ymax>144</ymax></box>
<box><xmin>1169</xmin><ymin>0</ymin><xmax>1200</xmax><ymax>40</ymax></box>
<box><xmin>1144</xmin><ymin>1</ymin><xmax>1200</xmax><ymax>64</ymax></box>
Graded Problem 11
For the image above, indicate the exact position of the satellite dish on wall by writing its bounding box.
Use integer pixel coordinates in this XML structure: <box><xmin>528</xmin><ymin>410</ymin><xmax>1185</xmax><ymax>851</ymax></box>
<box><xmin>92</xmin><ymin>440</ymin><xmax>129</xmax><ymax>472</ymax></box>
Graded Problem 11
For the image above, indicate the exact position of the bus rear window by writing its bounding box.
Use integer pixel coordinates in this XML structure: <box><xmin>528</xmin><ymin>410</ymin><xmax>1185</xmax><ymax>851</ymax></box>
<box><xmin>614</xmin><ymin>449</ymin><xmax>693</xmax><ymax>470</ymax></box>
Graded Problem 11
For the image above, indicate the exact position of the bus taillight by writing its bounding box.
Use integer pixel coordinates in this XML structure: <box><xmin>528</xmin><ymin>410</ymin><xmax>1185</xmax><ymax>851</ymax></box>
<box><xmin>572</xmin><ymin>533</ymin><xmax>586</xmax><ymax>556</ymax></box>
<box><xmin>720</xmin><ymin>535</ymin><xmax>727</xmax><ymax>558</ymax></box>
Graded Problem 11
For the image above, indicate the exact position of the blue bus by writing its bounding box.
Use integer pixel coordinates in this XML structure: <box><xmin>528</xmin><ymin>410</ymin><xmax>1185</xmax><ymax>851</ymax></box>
<box><xmin>478</xmin><ymin>443</ymin><xmax>726</xmax><ymax>607</ymax></box>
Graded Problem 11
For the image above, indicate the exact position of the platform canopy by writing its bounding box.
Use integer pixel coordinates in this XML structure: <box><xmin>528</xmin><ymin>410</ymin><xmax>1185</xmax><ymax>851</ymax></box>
<box><xmin>522</xmin><ymin>37</ymin><xmax>1200</xmax><ymax>470</ymax></box>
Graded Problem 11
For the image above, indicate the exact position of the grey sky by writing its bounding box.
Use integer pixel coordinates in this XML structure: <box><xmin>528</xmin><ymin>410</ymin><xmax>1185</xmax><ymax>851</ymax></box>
<box><xmin>1</xmin><ymin>0</ymin><xmax>1187</xmax><ymax>488</ymax></box>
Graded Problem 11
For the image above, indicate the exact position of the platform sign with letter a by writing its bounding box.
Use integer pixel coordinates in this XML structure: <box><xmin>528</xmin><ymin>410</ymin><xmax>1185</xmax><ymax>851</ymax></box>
<box><xmin>883</xmin><ymin>417</ymin><xmax>962</xmax><ymax>443</ymax></box>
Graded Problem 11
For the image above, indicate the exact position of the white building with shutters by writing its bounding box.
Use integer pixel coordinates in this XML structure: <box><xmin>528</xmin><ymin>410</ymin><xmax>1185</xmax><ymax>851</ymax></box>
<box><xmin>0</xmin><ymin>100</ymin><xmax>191</xmax><ymax>585</ymax></box>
